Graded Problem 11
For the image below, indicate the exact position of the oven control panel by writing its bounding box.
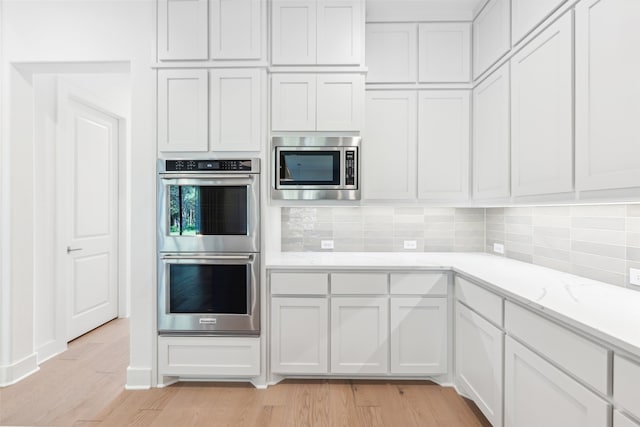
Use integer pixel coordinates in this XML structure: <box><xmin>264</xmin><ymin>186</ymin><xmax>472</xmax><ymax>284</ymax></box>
<box><xmin>165</xmin><ymin>159</ymin><xmax>253</xmax><ymax>172</ymax></box>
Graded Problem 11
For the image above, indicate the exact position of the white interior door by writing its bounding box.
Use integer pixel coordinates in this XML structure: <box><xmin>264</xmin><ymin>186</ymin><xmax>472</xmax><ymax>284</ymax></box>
<box><xmin>59</xmin><ymin>94</ymin><xmax>119</xmax><ymax>341</ymax></box>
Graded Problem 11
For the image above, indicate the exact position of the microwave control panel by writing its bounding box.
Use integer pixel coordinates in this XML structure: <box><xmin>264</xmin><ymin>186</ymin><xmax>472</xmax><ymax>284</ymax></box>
<box><xmin>165</xmin><ymin>159</ymin><xmax>253</xmax><ymax>172</ymax></box>
<box><xmin>345</xmin><ymin>150</ymin><xmax>356</xmax><ymax>186</ymax></box>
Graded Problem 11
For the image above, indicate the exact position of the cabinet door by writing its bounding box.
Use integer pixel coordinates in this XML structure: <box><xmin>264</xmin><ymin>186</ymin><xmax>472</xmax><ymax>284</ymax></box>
<box><xmin>316</xmin><ymin>74</ymin><xmax>364</xmax><ymax>131</ymax></box>
<box><xmin>504</xmin><ymin>336</ymin><xmax>610</xmax><ymax>427</ymax></box>
<box><xmin>211</xmin><ymin>69</ymin><xmax>262</xmax><ymax>151</ymax></box>
<box><xmin>418</xmin><ymin>23</ymin><xmax>471</xmax><ymax>83</ymax></box>
<box><xmin>417</xmin><ymin>90</ymin><xmax>470</xmax><ymax>201</ymax></box>
<box><xmin>271</xmin><ymin>297</ymin><xmax>328</xmax><ymax>374</ymax></box>
<box><xmin>363</xmin><ymin>91</ymin><xmax>417</xmax><ymax>200</ymax></box>
<box><xmin>456</xmin><ymin>303</ymin><xmax>504</xmax><ymax>427</ymax></box>
<box><xmin>512</xmin><ymin>0</ymin><xmax>568</xmax><ymax>44</ymax></box>
<box><xmin>317</xmin><ymin>0</ymin><xmax>362</xmax><ymax>65</ymax></box>
<box><xmin>158</xmin><ymin>0</ymin><xmax>208</xmax><ymax>60</ymax></box>
<box><xmin>473</xmin><ymin>63</ymin><xmax>510</xmax><ymax>200</ymax></box>
<box><xmin>390</xmin><ymin>298</ymin><xmax>447</xmax><ymax>375</ymax></box>
<box><xmin>473</xmin><ymin>0</ymin><xmax>511</xmax><ymax>79</ymax></box>
<box><xmin>210</xmin><ymin>0</ymin><xmax>262</xmax><ymax>59</ymax></box>
<box><xmin>272</xmin><ymin>0</ymin><xmax>316</xmax><ymax>65</ymax></box>
<box><xmin>158</xmin><ymin>69</ymin><xmax>208</xmax><ymax>152</ymax></box>
<box><xmin>331</xmin><ymin>297</ymin><xmax>388</xmax><ymax>374</ymax></box>
<box><xmin>576</xmin><ymin>0</ymin><xmax>640</xmax><ymax>192</ymax></box>
<box><xmin>271</xmin><ymin>74</ymin><xmax>316</xmax><ymax>131</ymax></box>
<box><xmin>615</xmin><ymin>411</ymin><xmax>640</xmax><ymax>427</ymax></box>
<box><xmin>511</xmin><ymin>13</ymin><xmax>573</xmax><ymax>197</ymax></box>
<box><xmin>365</xmin><ymin>23</ymin><xmax>417</xmax><ymax>83</ymax></box>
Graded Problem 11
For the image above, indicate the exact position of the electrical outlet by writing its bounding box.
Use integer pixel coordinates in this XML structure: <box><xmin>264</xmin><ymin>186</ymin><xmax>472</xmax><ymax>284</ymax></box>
<box><xmin>321</xmin><ymin>240</ymin><xmax>334</xmax><ymax>250</ymax></box>
<box><xmin>493</xmin><ymin>243</ymin><xmax>505</xmax><ymax>254</ymax></box>
<box><xmin>630</xmin><ymin>268</ymin><xmax>640</xmax><ymax>286</ymax></box>
<box><xmin>404</xmin><ymin>240</ymin><xmax>417</xmax><ymax>250</ymax></box>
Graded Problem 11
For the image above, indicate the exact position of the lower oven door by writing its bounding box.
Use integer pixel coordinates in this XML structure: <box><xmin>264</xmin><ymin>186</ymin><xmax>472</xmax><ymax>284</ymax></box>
<box><xmin>158</xmin><ymin>253</ymin><xmax>259</xmax><ymax>335</ymax></box>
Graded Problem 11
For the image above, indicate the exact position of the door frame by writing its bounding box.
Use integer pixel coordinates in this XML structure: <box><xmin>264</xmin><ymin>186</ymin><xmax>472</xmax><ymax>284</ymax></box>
<box><xmin>55</xmin><ymin>77</ymin><xmax>128</xmax><ymax>344</ymax></box>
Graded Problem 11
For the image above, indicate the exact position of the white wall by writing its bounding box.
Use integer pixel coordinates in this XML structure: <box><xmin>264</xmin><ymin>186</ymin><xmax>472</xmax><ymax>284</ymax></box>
<box><xmin>0</xmin><ymin>0</ymin><xmax>155</xmax><ymax>387</ymax></box>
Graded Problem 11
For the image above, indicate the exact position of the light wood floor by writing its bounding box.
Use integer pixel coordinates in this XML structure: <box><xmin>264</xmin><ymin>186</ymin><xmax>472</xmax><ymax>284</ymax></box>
<box><xmin>0</xmin><ymin>319</ymin><xmax>491</xmax><ymax>427</ymax></box>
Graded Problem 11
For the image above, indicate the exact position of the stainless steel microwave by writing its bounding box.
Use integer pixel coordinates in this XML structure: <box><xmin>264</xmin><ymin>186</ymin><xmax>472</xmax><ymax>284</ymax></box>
<box><xmin>271</xmin><ymin>136</ymin><xmax>360</xmax><ymax>200</ymax></box>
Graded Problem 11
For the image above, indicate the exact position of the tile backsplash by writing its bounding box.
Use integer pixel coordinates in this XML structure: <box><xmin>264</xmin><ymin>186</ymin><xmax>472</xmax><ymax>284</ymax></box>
<box><xmin>281</xmin><ymin>204</ymin><xmax>640</xmax><ymax>290</ymax></box>
<box><xmin>281</xmin><ymin>207</ymin><xmax>485</xmax><ymax>253</ymax></box>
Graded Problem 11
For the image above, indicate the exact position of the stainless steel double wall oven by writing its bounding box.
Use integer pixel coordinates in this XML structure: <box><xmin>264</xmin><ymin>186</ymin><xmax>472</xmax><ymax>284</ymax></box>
<box><xmin>157</xmin><ymin>159</ymin><xmax>260</xmax><ymax>335</ymax></box>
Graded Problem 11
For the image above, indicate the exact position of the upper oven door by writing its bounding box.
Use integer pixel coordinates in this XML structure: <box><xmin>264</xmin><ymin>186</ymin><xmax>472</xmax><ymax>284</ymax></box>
<box><xmin>158</xmin><ymin>174</ymin><xmax>260</xmax><ymax>253</ymax></box>
<box><xmin>276</xmin><ymin>147</ymin><xmax>343</xmax><ymax>189</ymax></box>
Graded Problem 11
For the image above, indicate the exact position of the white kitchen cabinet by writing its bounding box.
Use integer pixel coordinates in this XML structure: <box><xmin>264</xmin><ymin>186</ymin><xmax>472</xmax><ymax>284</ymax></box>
<box><xmin>365</xmin><ymin>23</ymin><xmax>417</xmax><ymax>83</ymax></box>
<box><xmin>271</xmin><ymin>297</ymin><xmax>328</xmax><ymax>374</ymax></box>
<box><xmin>210</xmin><ymin>68</ymin><xmax>262</xmax><ymax>151</ymax></box>
<box><xmin>615</xmin><ymin>411</ymin><xmax>640</xmax><ymax>427</ymax></box>
<box><xmin>575</xmin><ymin>0</ymin><xmax>640</xmax><ymax>192</ymax></box>
<box><xmin>390</xmin><ymin>297</ymin><xmax>447</xmax><ymax>375</ymax></box>
<box><xmin>614</xmin><ymin>354</ymin><xmax>640</xmax><ymax>421</ymax></box>
<box><xmin>417</xmin><ymin>90</ymin><xmax>470</xmax><ymax>201</ymax></box>
<box><xmin>511</xmin><ymin>0</ymin><xmax>568</xmax><ymax>44</ymax></box>
<box><xmin>272</xmin><ymin>0</ymin><xmax>362</xmax><ymax>65</ymax></box>
<box><xmin>473</xmin><ymin>63</ymin><xmax>510</xmax><ymax>200</ymax></box>
<box><xmin>210</xmin><ymin>0</ymin><xmax>262</xmax><ymax>59</ymax></box>
<box><xmin>316</xmin><ymin>74</ymin><xmax>364</xmax><ymax>131</ymax></box>
<box><xmin>157</xmin><ymin>0</ymin><xmax>208</xmax><ymax>61</ymax></box>
<box><xmin>473</xmin><ymin>0</ymin><xmax>511</xmax><ymax>79</ymax></box>
<box><xmin>455</xmin><ymin>302</ymin><xmax>504</xmax><ymax>427</ymax></box>
<box><xmin>511</xmin><ymin>12</ymin><xmax>573</xmax><ymax>197</ymax></box>
<box><xmin>271</xmin><ymin>74</ymin><xmax>316</xmax><ymax>131</ymax></box>
<box><xmin>158</xmin><ymin>69</ymin><xmax>208</xmax><ymax>152</ymax></box>
<box><xmin>504</xmin><ymin>336</ymin><xmax>610</xmax><ymax>427</ymax></box>
<box><xmin>363</xmin><ymin>91</ymin><xmax>417</xmax><ymax>200</ymax></box>
<box><xmin>331</xmin><ymin>297</ymin><xmax>388</xmax><ymax>374</ymax></box>
<box><xmin>418</xmin><ymin>23</ymin><xmax>471</xmax><ymax>83</ymax></box>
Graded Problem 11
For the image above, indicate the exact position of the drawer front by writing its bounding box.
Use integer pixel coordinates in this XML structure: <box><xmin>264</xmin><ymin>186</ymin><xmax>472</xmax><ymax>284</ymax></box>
<box><xmin>271</xmin><ymin>272</ymin><xmax>329</xmax><ymax>295</ymax></box>
<box><xmin>158</xmin><ymin>336</ymin><xmax>260</xmax><ymax>377</ymax></box>
<box><xmin>456</xmin><ymin>276</ymin><xmax>503</xmax><ymax>327</ymax></box>
<box><xmin>614</xmin><ymin>411</ymin><xmax>640</xmax><ymax>427</ymax></box>
<box><xmin>505</xmin><ymin>301</ymin><xmax>609</xmax><ymax>394</ymax></box>
<box><xmin>390</xmin><ymin>273</ymin><xmax>448</xmax><ymax>295</ymax></box>
<box><xmin>614</xmin><ymin>355</ymin><xmax>640</xmax><ymax>420</ymax></box>
<box><xmin>331</xmin><ymin>273</ymin><xmax>388</xmax><ymax>295</ymax></box>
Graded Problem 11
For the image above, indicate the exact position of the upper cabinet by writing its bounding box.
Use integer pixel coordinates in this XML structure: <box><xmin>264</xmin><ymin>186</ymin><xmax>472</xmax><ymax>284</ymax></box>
<box><xmin>272</xmin><ymin>0</ymin><xmax>363</xmax><ymax>65</ymax></box>
<box><xmin>158</xmin><ymin>0</ymin><xmax>209</xmax><ymax>61</ymax></box>
<box><xmin>511</xmin><ymin>0</ymin><xmax>568</xmax><ymax>44</ymax></box>
<box><xmin>157</xmin><ymin>0</ymin><xmax>264</xmax><ymax>61</ymax></box>
<box><xmin>511</xmin><ymin>13</ymin><xmax>573</xmax><ymax>197</ymax></box>
<box><xmin>473</xmin><ymin>0</ymin><xmax>511</xmax><ymax>79</ymax></box>
<box><xmin>365</xmin><ymin>23</ymin><xmax>417</xmax><ymax>83</ymax></box>
<box><xmin>418</xmin><ymin>23</ymin><xmax>471</xmax><ymax>83</ymax></box>
<box><xmin>575</xmin><ymin>0</ymin><xmax>640</xmax><ymax>193</ymax></box>
<box><xmin>473</xmin><ymin>63</ymin><xmax>510</xmax><ymax>200</ymax></box>
<box><xmin>365</xmin><ymin>22</ymin><xmax>470</xmax><ymax>83</ymax></box>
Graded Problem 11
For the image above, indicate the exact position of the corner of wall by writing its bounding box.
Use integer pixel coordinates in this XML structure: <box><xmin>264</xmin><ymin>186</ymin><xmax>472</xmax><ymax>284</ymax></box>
<box><xmin>125</xmin><ymin>366</ymin><xmax>153</xmax><ymax>390</ymax></box>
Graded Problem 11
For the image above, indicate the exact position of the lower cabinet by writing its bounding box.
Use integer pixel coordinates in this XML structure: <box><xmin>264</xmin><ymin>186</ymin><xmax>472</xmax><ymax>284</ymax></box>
<box><xmin>271</xmin><ymin>297</ymin><xmax>328</xmax><ymax>374</ymax></box>
<box><xmin>504</xmin><ymin>336</ymin><xmax>610</xmax><ymax>427</ymax></box>
<box><xmin>331</xmin><ymin>297</ymin><xmax>389</xmax><ymax>374</ymax></box>
<box><xmin>455</xmin><ymin>302</ymin><xmax>504</xmax><ymax>427</ymax></box>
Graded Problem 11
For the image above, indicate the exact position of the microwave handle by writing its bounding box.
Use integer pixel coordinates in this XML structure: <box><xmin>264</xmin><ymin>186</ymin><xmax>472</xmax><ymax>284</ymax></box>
<box><xmin>162</xmin><ymin>254</ymin><xmax>253</xmax><ymax>261</ymax></box>
<box><xmin>160</xmin><ymin>173</ymin><xmax>253</xmax><ymax>180</ymax></box>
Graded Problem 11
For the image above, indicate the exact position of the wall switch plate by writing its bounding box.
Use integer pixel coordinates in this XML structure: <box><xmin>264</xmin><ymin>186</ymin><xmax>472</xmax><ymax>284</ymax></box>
<box><xmin>321</xmin><ymin>240</ymin><xmax>334</xmax><ymax>250</ymax></box>
<box><xmin>404</xmin><ymin>240</ymin><xmax>417</xmax><ymax>250</ymax></box>
<box><xmin>630</xmin><ymin>268</ymin><xmax>640</xmax><ymax>286</ymax></box>
<box><xmin>493</xmin><ymin>243</ymin><xmax>505</xmax><ymax>254</ymax></box>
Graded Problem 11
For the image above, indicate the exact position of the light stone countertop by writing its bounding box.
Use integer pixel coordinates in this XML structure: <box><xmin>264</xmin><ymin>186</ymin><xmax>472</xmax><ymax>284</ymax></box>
<box><xmin>266</xmin><ymin>252</ymin><xmax>640</xmax><ymax>359</ymax></box>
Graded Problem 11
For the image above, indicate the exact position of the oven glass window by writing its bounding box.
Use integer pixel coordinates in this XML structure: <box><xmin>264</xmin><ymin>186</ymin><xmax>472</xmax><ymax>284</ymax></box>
<box><xmin>169</xmin><ymin>264</ymin><xmax>248</xmax><ymax>314</ymax></box>
<box><xmin>279</xmin><ymin>151</ymin><xmax>340</xmax><ymax>185</ymax></box>
<box><xmin>168</xmin><ymin>185</ymin><xmax>248</xmax><ymax>236</ymax></box>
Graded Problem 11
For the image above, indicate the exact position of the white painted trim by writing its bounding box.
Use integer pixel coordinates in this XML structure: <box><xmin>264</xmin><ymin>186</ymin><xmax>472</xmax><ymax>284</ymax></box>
<box><xmin>126</xmin><ymin>366</ymin><xmax>153</xmax><ymax>389</ymax></box>
<box><xmin>0</xmin><ymin>352</ymin><xmax>39</xmax><ymax>387</ymax></box>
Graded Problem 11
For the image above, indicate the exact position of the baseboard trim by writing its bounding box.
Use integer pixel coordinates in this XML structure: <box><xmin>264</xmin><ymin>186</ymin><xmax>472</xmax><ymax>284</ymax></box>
<box><xmin>0</xmin><ymin>352</ymin><xmax>39</xmax><ymax>387</ymax></box>
<box><xmin>125</xmin><ymin>366</ymin><xmax>152</xmax><ymax>390</ymax></box>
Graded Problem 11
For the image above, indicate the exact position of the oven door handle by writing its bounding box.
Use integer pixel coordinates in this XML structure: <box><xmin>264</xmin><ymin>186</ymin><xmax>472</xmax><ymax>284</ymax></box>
<box><xmin>161</xmin><ymin>254</ymin><xmax>253</xmax><ymax>261</ymax></box>
<box><xmin>159</xmin><ymin>173</ymin><xmax>254</xmax><ymax>180</ymax></box>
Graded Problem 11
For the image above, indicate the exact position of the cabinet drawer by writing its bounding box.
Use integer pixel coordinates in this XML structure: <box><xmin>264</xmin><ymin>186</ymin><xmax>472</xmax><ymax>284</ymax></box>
<box><xmin>158</xmin><ymin>336</ymin><xmax>260</xmax><ymax>377</ymax></box>
<box><xmin>614</xmin><ymin>355</ymin><xmax>640</xmax><ymax>420</ymax></box>
<box><xmin>505</xmin><ymin>301</ymin><xmax>609</xmax><ymax>394</ymax></box>
<box><xmin>271</xmin><ymin>272</ymin><xmax>328</xmax><ymax>295</ymax></box>
<box><xmin>455</xmin><ymin>276</ymin><xmax>503</xmax><ymax>326</ymax></box>
<box><xmin>331</xmin><ymin>273</ymin><xmax>387</xmax><ymax>295</ymax></box>
<box><xmin>615</xmin><ymin>411</ymin><xmax>640</xmax><ymax>427</ymax></box>
<box><xmin>390</xmin><ymin>273</ymin><xmax>448</xmax><ymax>295</ymax></box>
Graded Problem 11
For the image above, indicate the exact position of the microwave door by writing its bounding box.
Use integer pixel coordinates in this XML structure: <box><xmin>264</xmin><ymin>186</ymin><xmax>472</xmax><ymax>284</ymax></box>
<box><xmin>277</xmin><ymin>150</ymin><xmax>341</xmax><ymax>188</ymax></box>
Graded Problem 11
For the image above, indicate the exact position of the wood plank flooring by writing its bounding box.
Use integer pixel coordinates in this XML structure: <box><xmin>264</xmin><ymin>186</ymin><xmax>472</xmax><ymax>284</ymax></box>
<box><xmin>0</xmin><ymin>319</ymin><xmax>491</xmax><ymax>427</ymax></box>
